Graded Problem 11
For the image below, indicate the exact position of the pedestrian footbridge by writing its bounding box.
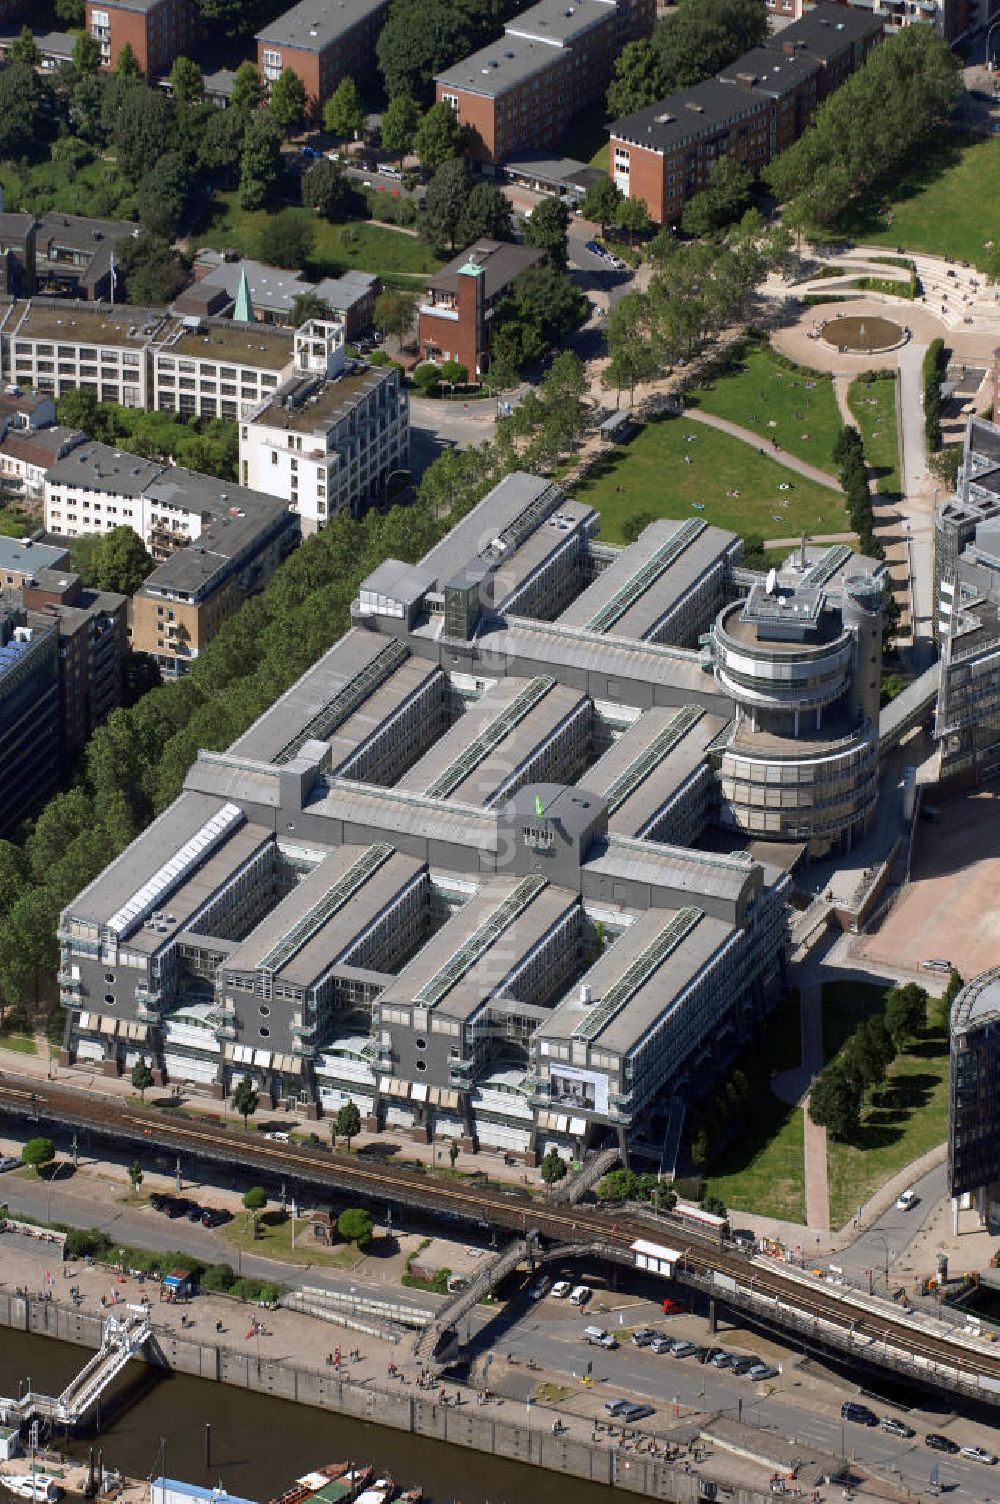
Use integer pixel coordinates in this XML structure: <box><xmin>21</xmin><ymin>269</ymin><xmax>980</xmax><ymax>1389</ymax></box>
<box><xmin>0</xmin><ymin>1307</ymin><xmax>150</xmax><ymax>1427</ymax></box>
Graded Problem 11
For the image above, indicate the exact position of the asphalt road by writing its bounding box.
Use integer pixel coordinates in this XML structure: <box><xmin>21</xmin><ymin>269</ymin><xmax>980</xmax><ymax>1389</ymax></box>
<box><xmin>834</xmin><ymin>1162</ymin><xmax>948</xmax><ymax>1287</ymax></box>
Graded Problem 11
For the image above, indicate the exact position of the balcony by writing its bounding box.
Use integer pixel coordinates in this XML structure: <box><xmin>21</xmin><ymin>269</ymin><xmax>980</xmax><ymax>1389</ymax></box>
<box><xmin>291</xmin><ymin>1021</ymin><xmax>317</xmax><ymax>1040</ymax></box>
<box><xmin>57</xmin><ymin>971</ymin><xmax>81</xmax><ymax>994</ymax></box>
<box><xmin>215</xmin><ymin>1022</ymin><xmax>237</xmax><ymax>1041</ymax></box>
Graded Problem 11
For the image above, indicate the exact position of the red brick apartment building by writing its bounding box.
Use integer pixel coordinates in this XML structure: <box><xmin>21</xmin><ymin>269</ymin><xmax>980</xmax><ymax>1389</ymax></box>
<box><xmin>256</xmin><ymin>0</ymin><xmax>390</xmax><ymax>108</ymax></box>
<box><xmin>435</xmin><ymin>0</ymin><xmax>655</xmax><ymax>167</ymax></box>
<box><xmin>608</xmin><ymin>1</ymin><xmax>882</xmax><ymax>224</ymax></box>
<box><xmin>418</xmin><ymin>240</ymin><xmax>544</xmax><ymax>376</ymax></box>
<box><xmin>85</xmin><ymin>0</ymin><xmax>196</xmax><ymax>74</ymax></box>
<box><xmin>767</xmin><ymin>0</ymin><xmax>999</xmax><ymax>45</ymax></box>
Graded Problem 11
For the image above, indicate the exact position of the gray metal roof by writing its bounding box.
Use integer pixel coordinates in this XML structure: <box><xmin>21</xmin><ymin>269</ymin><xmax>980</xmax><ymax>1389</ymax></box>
<box><xmin>257</xmin><ymin>0</ymin><xmax>389</xmax><ymax>51</ymax></box>
<box><xmin>328</xmin><ymin>658</ymin><xmax>443</xmax><ymax>774</ymax></box>
<box><xmin>717</xmin><ymin>45</ymin><xmax>820</xmax><ymax>96</ymax></box>
<box><xmin>504</xmin><ymin>0</ymin><xmax>616</xmax><ymax>46</ymax></box>
<box><xmin>585</xmin><ymin>832</ymin><xmax>757</xmax><ymax>907</ymax></box>
<box><xmin>491</xmin><ymin>498</ymin><xmax>596</xmax><ymax>610</ymax></box>
<box><xmin>223</xmin><ymin>846</ymin><xmax>423</xmax><ymax>988</ymax></box>
<box><xmin>46</xmin><ymin>441</ymin><xmax>163</xmax><ymax>499</ymax></box>
<box><xmin>0</xmin><ymin>536</ymin><xmax>69</xmax><ymax>576</ymax></box>
<box><xmin>763</xmin><ymin>1</ymin><xmax>884</xmax><ymax>59</ymax></box>
<box><xmin>227</xmin><ymin>629</ymin><xmax>406</xmax><ymax>764</ymax></box>
<box><xmin>410</xmin><ymin>470</ymin><xmax>563</xmax><ymax>592</ymax></box>
<box><xmin>137</xmin><ymin>500</ymin><xmax>294</xmax><ymax>603</ymax></box>
<box><xmin>378</xmin><ymin>876</ymin><xmax>576</xmax><ymax>1021</ymax></box>
<box><xmin>585</xmin><ymin>706</ymin><xmax>728</xmax><ymax>838</ymax></box>
<box><xmin>538</xmin><ymin>904</ymin><xmax>733</xmax><ymax>1052</ymax></box>
<box><xmin>436</xmin><ymin>33</ymin><xmax>568</xmax><ymax>97</ymax></box>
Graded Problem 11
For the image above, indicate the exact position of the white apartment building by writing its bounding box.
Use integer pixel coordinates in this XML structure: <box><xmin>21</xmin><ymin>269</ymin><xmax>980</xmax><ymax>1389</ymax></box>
<box><xmin>240</xmin><ymin>321</ymin><xmax>410</xmax><ymax>532</ymax></box>
<box><xmin>150</xmin><ymin>319</ymin><xmax>297</xmax><ymax>422</ymax></box>
<box><xmin>0</xmin><ymin>301</ymin><xmax>161</xmax><ymax>408</ymax></box>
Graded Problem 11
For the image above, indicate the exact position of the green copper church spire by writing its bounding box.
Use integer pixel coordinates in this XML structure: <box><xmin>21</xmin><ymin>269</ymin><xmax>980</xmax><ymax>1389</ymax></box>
<box><xmin>233</xmin><ymin>267</ymin><xmax>255</xmax><ymax>324</ymax></box>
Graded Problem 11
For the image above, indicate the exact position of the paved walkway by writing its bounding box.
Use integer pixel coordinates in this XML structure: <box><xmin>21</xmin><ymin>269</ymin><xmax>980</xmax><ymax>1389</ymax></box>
<box><xmin>772</xmin><ymin>982</ymin><xmax>830</xmax><ymax>1233</ymax></box>
<box><xmin>682</xmin><ymin>408</ymin><xmax>841</xmax><ymax>490</ymax></box>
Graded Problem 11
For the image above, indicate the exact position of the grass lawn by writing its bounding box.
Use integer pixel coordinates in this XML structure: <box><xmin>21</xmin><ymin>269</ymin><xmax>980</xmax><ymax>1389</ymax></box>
<box><xmin>221</xmin><ymin>1209</ymin><xmax>365</xmax><ymax>1269</ymax></box>
<box><xmin>820</xmin><ymin>981</ymin><xmax>948</xmax><ymax>1229</ymax></box>
<box><xmin>571</xmin><ymin>413</ymin><xmax>848</xmax><ymax>544</ymax></box>
<box><xmin>686</xmin><ymin>343</ymin><xmax>842</xmax><ymax>473</ymax></box>
<box><xmin>701</xmin><ymin>995</ymin><xmax>806</xmax><ymax>1223</ymax></box>
<box><xmin>0</xmin><ymin>1031</ymin><xmax>36</xmax><ymax>1054</ymax></box>
<box><xmin>835</xmin><ymin>132</ymin><xmax>1000</xmax><ymax>269</ymax></box>
<box><xmin>847</xmin><ymin>375</ymin><xmax>901</xmax><ymax>501</ymax></box>
<box><xmin>202</xmin><ymin>194</ymin><xmax>442</xmax><ymax>279</ymax></box>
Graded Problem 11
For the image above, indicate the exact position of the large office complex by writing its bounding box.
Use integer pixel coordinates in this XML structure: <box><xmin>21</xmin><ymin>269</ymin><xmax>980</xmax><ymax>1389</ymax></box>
<box><xmin>57</xmin><ymin>473</ymin><xmax>813</xmax><ymax>1161</ymax></box>
<box><xmin>933</xmin><ymin>417</ymin><xmax>1000</xmax><ymax>783</ymax></box>
<box><xmin>435</xmin><ymin>0</ymin><xmax>655</xmax><ymax>167</ymax></box>
<box><xmin>608</xmin><ymin>2</ymin><xmax>883</xmax><ymax>224</ymax></box>
<box><xmin>950</xmin><ymin>969</ymin><xmax>1000</xmax><ymax>1229</ymax></box>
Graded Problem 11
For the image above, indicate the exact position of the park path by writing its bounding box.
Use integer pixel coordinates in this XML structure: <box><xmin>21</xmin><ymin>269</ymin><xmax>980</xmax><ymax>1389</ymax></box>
<box><xmin>833</xmin><ymin>375</ymin><xmax>855</xmax><ymax>428</ymax></box>
<box><xmin>773</xmin><ymin>980</ymin><xmax>831</xmax><ymax>1233</ymax></box>
<box><xmin>682</xmin><ymin>409</ymin><xmax>842</xmax><ymax>491</ymax></box>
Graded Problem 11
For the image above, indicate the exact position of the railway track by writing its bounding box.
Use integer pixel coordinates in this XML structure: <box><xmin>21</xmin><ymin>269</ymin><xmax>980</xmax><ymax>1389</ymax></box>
<box><xmin>3</xmin><ymin>1073</ymin><xmax>999</xmax><ymax>1400</ymax></box>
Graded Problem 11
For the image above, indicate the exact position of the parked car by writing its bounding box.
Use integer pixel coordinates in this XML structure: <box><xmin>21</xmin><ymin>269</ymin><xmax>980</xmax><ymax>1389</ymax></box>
<box><xmin>569</xmin><ymin>1284</ymin><xmax>591</xmax><ymax>1306</ymax></box>
<box><xmin>879</xmin><ymin>1417</ymin><xmax>915</xmax><ymax>1439</ymax></box>
<box><xmin>185</xmin><ymin>1203</ymin><xmax>203</xmax><ymax>1222</ymax></box>
<box><xmin>263</xmin><ymin>1131</ymin><xmax>290</xmax><ymax>1143</ymax></box>
<box><xmin>620</xmin><ymin>1403</ymin><xmax>655</xmax><ymax>1422</ymax></box>
<box><xmin>841</xmin><ymin>1402</ymin><xmax>878</xmax><ymax>1427</ymax></box>
<box><xmin>584</xmin><ymin>240</ymin><xmax>605</xmax><ymax>258</ymax></box>
<box><xmin>0</xmin><ymin>1154</ymin><xmax>20</xmax><ymax>1172</ymax></box>
<box><xmin>746</xmin><ymin>1364</ymin><xmax>778</xmax><ymax>1381</ymax></box>
<box><xmin>300</xmin><ymin>145</ymin><xmax>321</xmax><ymax>159</ymax></box>
<box><xmin>711</xmin><ymin>1351</ymin><xmax>736</xmax><ymax>1369</ymax></box>
<box><xmin>671</xmin><ymin>1342</ymin><xmax>698</xmax><ymax>1359</ymax></box>
<box><xmin>631</xmin><ymin>1328</ymin><xmax>657</xmax><ymax>1347</ymax></box>
<box><xmin>165</xmin><ymin>1198</ymin><xmax>191</xmax><ymax>1219</ymax></box>
<box><xmin>731</xmin><ymin>1356</ymin><xmax>761</xmax><ymax>1376</ymax></box>
<box><xmin>896</xmin><ymin>1189</ymin><xmax>917</xmax><ymax>1211</ymax></box>
<box><xmin>201</xmin><ymin>1208</ymin><xmax>231</xmax><ymax>1229</ymax></box>
<box><xmin>661</xmin><ymin>1297</ymin><xmax>689</xmax><ymax>1316</ymax></box>
<box><xmin>529</xmin><ymin>1275</ymin><xmax>551</xmax><ymax>1301</ymax></box>
<box><xmin>150</xmin><ymin>1192</ymin><xmax>170</xmax><ymax>1211</ymax></box>
<box><xmin>606</xmin><ymin>254</ymin><xmax>627</xmax><ymax>271</ymax></box>
<box><xmin>551</xmin><ymin>1280</ymin><xmax>572</xmax><ymax>1299</ymax></box>
<box><xmin>926</xmin><ymin>1435</ymin><xmax>959</xmax><ymax>1454</ymax></box>
<box><xmin>583</xmin><ymin>1325</ymin><xmax>617</xmax><ymax>1348</ymax></box>
<box><xmin>701</xmin><ymin>1347</ymin><xmax>724</xmax><ymax>1365</ymax></box>
<box><xmin>960</xmin><ymin>1446</ymin><xmax>997</xmax><ymax>1465</ymax></box>
<box><xmin>921</xmin><ymin>958</ymin><xmax>952</xmax><ymax>972</ymax></box>
<box><xmin>650</xmin><ymin>1336</ymin><xmax>674</xmax><ymax>1354</ymax></box>
<box><xmin>604</xmin><ymin>1398</ymin><xmax>630</xmax><ymax>1416</ymax></box>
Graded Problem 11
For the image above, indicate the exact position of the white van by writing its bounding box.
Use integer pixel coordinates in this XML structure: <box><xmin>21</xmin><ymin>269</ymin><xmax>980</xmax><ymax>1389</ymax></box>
<box><xmin>583</xmin><ymin>1325</ymin><xmax>617</xmax><ymax>1348</ymax></box>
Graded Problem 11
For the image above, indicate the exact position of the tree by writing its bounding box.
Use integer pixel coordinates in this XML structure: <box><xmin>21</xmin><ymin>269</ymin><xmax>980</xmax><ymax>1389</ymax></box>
<box><xmin>603</xmin><ymin>290</ymin><xmax>659</xmax><ymax>405</ymax></box>
<box><xmin>231</xmin><ymin>61</ymin><xmax>264</xmax><ymax>116</ymax></box>
<box><xmin>884</xmin><ymin>982</ymin><xmax>928</xmax><ymax>1051</ymax></box>
<box><xmin>580</xmin><ymin>179</ymin><xmax>623</xmax><ymax>235</ymax></box>
<box><xmin>110</xmin><ymin>83</ymin><xmax>174</xmax><ymax>186</ymax></box>
<box><xmin>702</xmin><ymin>1194</ymin><xmax>728</xmax><ymax>1223</ymax></box>
<box><xmin>607</xmin><ymin>37</ymin><xmax>666</xmax><ymax>117</ymax></box>
<box><xmin>377</xmin><ymin>0</ymin><xmax>475</xmax><ymax>103</ymax></box>
<box><xmin>118</xmin><ymin>234</ymin><xmax>189</xmax><ymax>305</ymax></box>
<box><xmin>55</xmin><ymin>0</ymin><xmax>85</xmax><ymax>22</ymax></box>
<box><xmin>269</xmin><ymin>67</ymin><xmax>308</xmax><ymax>135</ymax></box>
<box><xmin>414</xmin><ymin>100</ymin><xmax>464</xmax><ymax>169</ymax></box>
<box><xmin>845</xmin><ymin>1016</ymin><xmax>894</xmax><ymax>1092</ymax></box>
<box><xmin>622</xmin><ymin>511</ymin><xmax>657</xmax><ymax>543</ymax></box>
<box><xmin>682</xmin><ymin>156</ymin><xmax>752</xmax><ymax>238</ymax></box>
<box><xmin>421</xmin><ymin>156</ymin><xmax>471</xmax><ymax>253</ymax></box>
<box><xmin>0</xmin><ymin>64</ymin><xmax>49</xmax><ymax>158</ymax></box>
<box><xmin>291</xmin><ymin>291</ymin><xmax>327</xmax><ymax>325</ymax></box>
<box><xmin>10</xmin><ymin>26</ymin><xmax>40</xmax><ymax>68</ymax></box>
<box><xmin>302</xmin><ymin>156</ymin><xmax>351</xmax><ymax>220</ymax></box>
<box><xmin>130</xmin><ymin>1057</ymin><xmax>154</xmax><ymax>1103</ymax></box>
<box><xmin>324</xmin><ymin>76</ymin><xmax>365</xmax><ymax>138</ymax></box>
<box><xmin>448</xmin><ymin>1141</ymin><xmax>459</xmax><ymax>1168</ymax></box>
<box><xmin>618</xmin><ymin>195</ymin><xmax>649</xmax><ymax>246</ymax></box>
<box><xmin>540</xmin><ymin>1148</ymin><xmax>567</xmax><ymax>1185</ymax></box>
<box><xmin>457</xmin><ymin>182</ymin><xmax>513</xmax><ymax>247</ymax></box>
<box><xmin>72</xmin><ymin>31</ymin><xmax>101</xmax><ymax>76</ymax></box>
<box><xmin>652</xmin><ymin>0</ymin><xmax>768</xmax><ymax>95</ymax></box>
<box><xmin>808</xmin><ymin>1064</ymin><xmax>862</xmax><ymax>1142</ymax></box>
<box><xmin>242</xmin><ymin>1185</ymin><xmax>267</xmax><ymax>1211</ymax></box>
<box><xmin>374</xmin><ymin>288</ymin><xmax>417</xmax><ymax>344</ymax></box>
<box><xmin>137</xmin><ymin>151</ymin><xmax>191</xmax><ymax>239</ymax></box>
<box><xmin>128</xmin><ymin>1159</ymin><xmax>144</xmax><ymax>1197</ymax></box>
<box><xmin>337</xmin><ymin>1206</ymin><xmax>374</xmax><ymax>1247</ymax></box>
<box><xmin>88</xmin><ymin>526</ymin><xmax>155</xmax><ymax>596</ymax></box>
<box><xmin>169</xmin><ymin>55</ymin><xmax>204</xmax><ymax>106</ymax></box>
<box><xmin>22</xmin><ymin>1137</ymin><xmax>56</xmax><ymax>1172</ymax></box>
<box><xmin>335</xmin><ymin>1099</ymin><xmax>362</xmax><ymax>1149</ymax></box>
<box><xmin>382</xmin><ymin>94</ymin><xmax>421</xmax><ymax>165</ymax></box>
<box><xmin>239</xmin><ymin>112</ymin><xmax>285</xmax><ymax>210</ymax></box>
<box><xmin>233</xmin><ymin>1076</ymin><xmax>259</xmax><ymax>1128</ymax></box>
<box><xmin>259</xmin><ymin>208</ymin><xmax>315</xmax><ymax>269</ymax></box>
<box><xmin>114</xmin><ymin>41</ymin><xmax>143</xmax><ymax>79</ymax></box>
<box><xmin>524</xmin><ymin>196</ymin><xmax>569</xmax><ymax>269</ymax></box>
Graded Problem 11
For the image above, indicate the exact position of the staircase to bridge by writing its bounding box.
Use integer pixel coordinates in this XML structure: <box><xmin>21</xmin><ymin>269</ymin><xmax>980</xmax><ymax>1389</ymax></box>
<box><xmin>0</xmin><ymin>1307</ymin><xmax>150</xmax><ymax>1427</ymax></box>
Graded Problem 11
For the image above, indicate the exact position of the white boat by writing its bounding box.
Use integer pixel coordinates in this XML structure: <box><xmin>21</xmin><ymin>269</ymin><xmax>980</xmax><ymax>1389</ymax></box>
<box><xmin>354</xmin><ymin>1480</ymin><xmax>395</xmax><ymax>1504</ymax></box>
<box><xmin>0</xmin><ymin>1476</ymin><xmax>63</xmax><ymax>1502</ymax></box>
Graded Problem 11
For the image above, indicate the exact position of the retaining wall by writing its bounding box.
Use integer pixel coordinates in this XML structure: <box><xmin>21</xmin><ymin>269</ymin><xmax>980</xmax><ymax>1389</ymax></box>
<box><xmin>0</xmin><ymin>1291</ymin><xmax>772</xmax><ymax>1503</ymax></box>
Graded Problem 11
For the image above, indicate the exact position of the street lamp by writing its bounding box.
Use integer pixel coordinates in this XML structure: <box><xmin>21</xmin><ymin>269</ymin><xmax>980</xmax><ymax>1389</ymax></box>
<box><xmin>870</xmin><ymin>1232</ymin><xmax>894</xmax><ymax>1286</ymax></box>
<box><xmin>45</xmin><ymin>1158</ymin><xmax>73</xmax><ymax>1221</ymax></box>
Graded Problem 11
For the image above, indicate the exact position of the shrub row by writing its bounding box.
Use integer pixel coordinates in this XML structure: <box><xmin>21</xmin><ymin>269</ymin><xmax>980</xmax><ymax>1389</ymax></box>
<box><xmin>923</xmin><ymin>337</ymin><xmax>946</xmax><ymax>451</ymax></box>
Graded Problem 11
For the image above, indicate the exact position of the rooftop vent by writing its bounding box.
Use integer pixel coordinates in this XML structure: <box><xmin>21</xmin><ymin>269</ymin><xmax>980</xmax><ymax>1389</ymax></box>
<box><xmin>655</xmin><ymin>111</ymin><xmax>674</xmax><ymax>123</ymax></box>
<box><xmin>685</xmin><ymin>101</ymin><xmax>704</xmax><ymax>112</ymax></box>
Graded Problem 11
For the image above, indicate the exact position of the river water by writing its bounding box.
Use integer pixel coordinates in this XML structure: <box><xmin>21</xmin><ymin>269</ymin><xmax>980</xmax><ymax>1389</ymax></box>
<box><xmin>0</xmin><ymin>1329</ymin><xmax>612</xmax><ymax>1504</ymax></box>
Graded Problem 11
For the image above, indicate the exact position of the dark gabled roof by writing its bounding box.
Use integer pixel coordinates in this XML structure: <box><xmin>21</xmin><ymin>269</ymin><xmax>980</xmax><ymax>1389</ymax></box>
<box><xmin>426</xmin><ymin>240</ymin><xmax>544</xmax><ymax>300</ymax></box>
<box><xmin>610</xmin><ymin>79</ymin><xmax>768</xmax><ymax>154</ymax></box>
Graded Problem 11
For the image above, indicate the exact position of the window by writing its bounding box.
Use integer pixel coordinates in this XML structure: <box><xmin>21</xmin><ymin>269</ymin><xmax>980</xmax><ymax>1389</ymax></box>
<box><xmin>259</xmin><ymin>1005</ymin><xmax>270</xmax><ymax>1017</ymax></box>
<box><xmin>263</xmin><ymin>48</ymin><xmax>282</xmax><ymax>81</ymax></box>
<box><xmin>415</xmin><ymin>1059</ymin><xmax>427</xmax><ymax>1071</ymax></box>
<box><xmin>271</xmin><ymin>450</ymin><xmax>278</xmax><ymax>465</ymax></box>
<box><xmin>259</xmin><ymin>1027</ymin><xmax>270</xmax><ymax>1038</ymax></box>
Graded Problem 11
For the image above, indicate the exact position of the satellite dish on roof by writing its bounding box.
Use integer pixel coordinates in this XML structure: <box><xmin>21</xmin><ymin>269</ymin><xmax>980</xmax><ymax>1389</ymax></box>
<box><xmin>765</xmin><ymin>566</ymin><xmax>777</xmax><ymax>595</ymax></box>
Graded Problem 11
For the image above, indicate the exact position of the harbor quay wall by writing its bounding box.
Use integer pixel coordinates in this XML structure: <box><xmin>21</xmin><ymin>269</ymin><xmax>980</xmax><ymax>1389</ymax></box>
<box><xmin>1</xmin><ymin>1291</ymin><xmax>772</xmax><ymax>1503</ymax></box>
